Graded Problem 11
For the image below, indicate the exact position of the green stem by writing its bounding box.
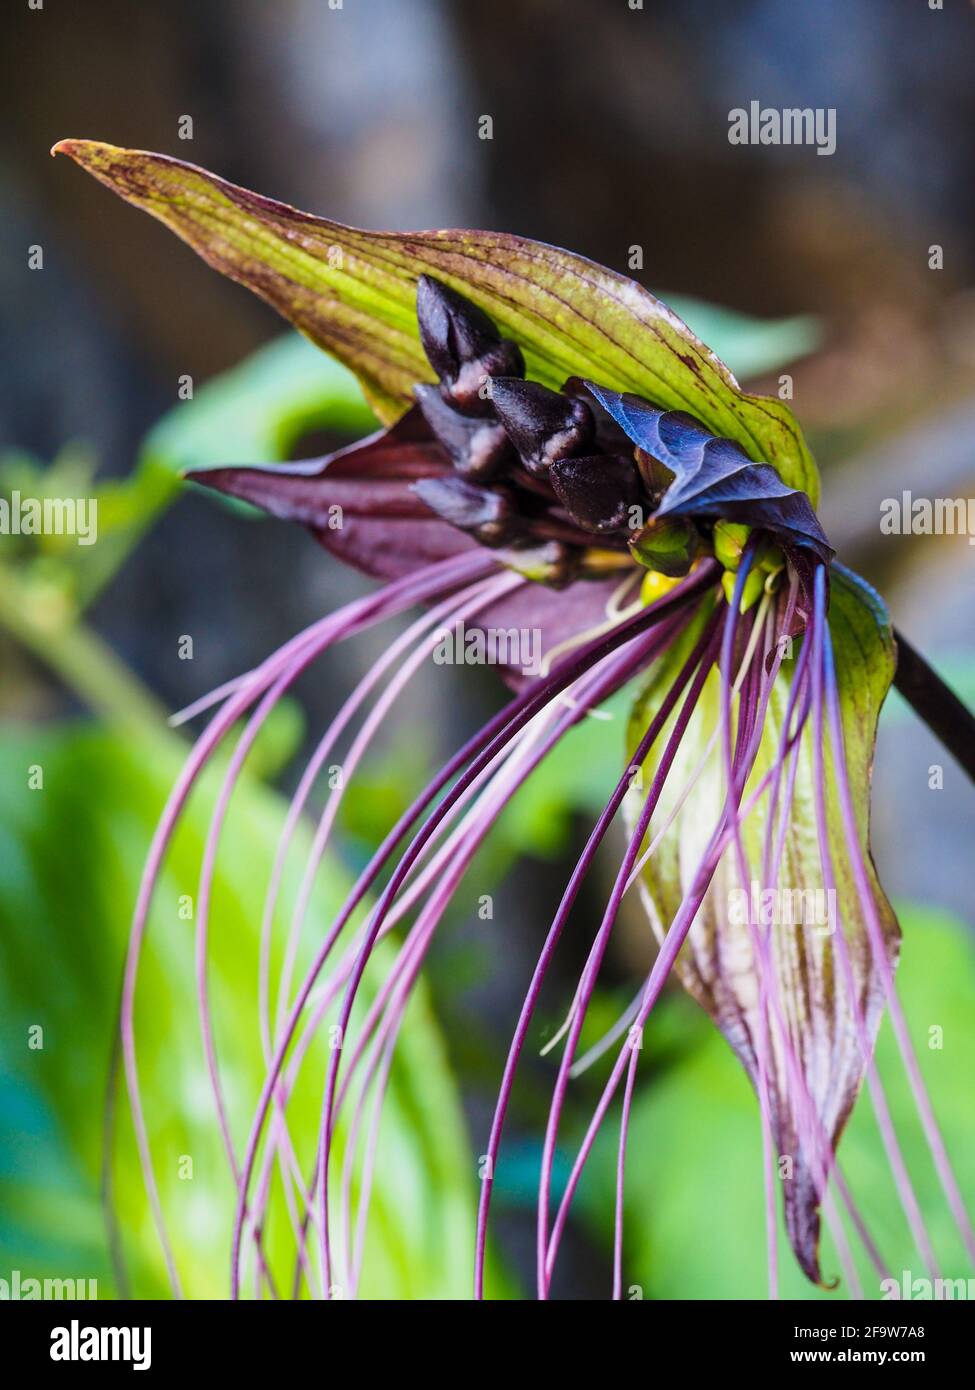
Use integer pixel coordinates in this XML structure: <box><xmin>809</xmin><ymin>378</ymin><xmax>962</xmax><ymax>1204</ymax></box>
<box><xmin>0</xmin><ymin>572</ymin><xmax>166</xmax><ymax>734</ymax></box>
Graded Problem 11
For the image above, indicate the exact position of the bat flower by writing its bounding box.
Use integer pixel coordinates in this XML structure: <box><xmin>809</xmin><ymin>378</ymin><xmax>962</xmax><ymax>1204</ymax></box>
<box><xmin>56</xmin><ymin>141</ymin><xmax>975</xmax><ymax>1301</ymax></box>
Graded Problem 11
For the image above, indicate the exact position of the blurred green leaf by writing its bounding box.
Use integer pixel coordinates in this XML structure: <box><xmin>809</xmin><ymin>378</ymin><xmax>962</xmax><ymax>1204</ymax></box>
<box><xmin>141</xmin><ymin>332</ymin><xmax>376</xmax><ymax>481</ymax></box>
<box><xmin>0</xmin><ymin>720</ymin><xmax>479</xmax><ymax>1299</ymax></box>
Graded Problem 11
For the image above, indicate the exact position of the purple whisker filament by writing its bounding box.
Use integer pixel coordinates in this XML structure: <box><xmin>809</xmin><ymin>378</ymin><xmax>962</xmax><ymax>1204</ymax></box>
<box><xmin>118</xmin><ymin>533</ymin><xmax>972</xmax><ymax>1301</ymax></box>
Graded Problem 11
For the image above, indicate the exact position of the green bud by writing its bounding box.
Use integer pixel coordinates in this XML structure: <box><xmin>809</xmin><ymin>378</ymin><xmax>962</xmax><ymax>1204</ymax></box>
<box><xmin>721</xmin><ymin>566</ymin><xmax>765</xmax><ymax>612</ymax></box>
<box><xmin>640</xmin><ymin>569</ymin><xmax>681</xmax><ymax>606</ymax></box>
<box><xmin>629</xmin><ymin>516</ymin><xmax>696</xmax><ymax>577</ymax></box>
<box><xmin>712</xmin><ymin>519</ymin><xmax>752</xmax><ymax>572</ymax></box>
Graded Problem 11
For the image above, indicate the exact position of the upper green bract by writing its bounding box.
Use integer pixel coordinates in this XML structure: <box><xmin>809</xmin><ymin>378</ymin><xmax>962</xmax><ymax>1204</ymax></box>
<box><xmin>53</xmin><ymin>140</ymin><xmax>819</xmax><ymax>506</ymax></box>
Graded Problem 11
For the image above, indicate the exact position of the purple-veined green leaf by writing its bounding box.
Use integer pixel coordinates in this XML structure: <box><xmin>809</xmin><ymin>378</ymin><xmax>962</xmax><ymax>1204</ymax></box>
<box><xmin>624</xmin><ymin>567</ymin><xmax>897</xmax><ymax>1283</ymax></box>
<box><xmin>53</xmin><ymin>141</ymin><xmax>818</xmax><ymax>503</ymax></box>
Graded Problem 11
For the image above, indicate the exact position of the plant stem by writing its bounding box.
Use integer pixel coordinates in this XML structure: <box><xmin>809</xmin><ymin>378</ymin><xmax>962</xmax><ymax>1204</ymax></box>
<box><xmin>893</xmin><ymin>628</ymin><xmax>975</xmax><ymax>784</ymax></box>
<box><xmin>0</xmin><ymin>570</ymin><xmax>166</xmax><ymax>735</ymax></box>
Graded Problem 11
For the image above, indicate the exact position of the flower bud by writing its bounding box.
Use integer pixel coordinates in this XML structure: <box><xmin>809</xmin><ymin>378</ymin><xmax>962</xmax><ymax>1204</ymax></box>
<box><xmin>490</xmin><ymin>378</ymin><xmax>594</xmax><ymax>477</ymax></box>
<box><xmin>630</xmin><ymin>515</ymin><xmax>697</xmax><ymax>577</ymax></box>
<box><xmin>413</xmin><ymin>384</ymin><xmax>514</xmax><ymax>481</ymax></box>
<box><xmin>547</xmin><ymin>453</ymin><xmax>644</xmax><ymax>535</ymax></box>
<box><xmin>415</xmin><ymin>275</ymin><xmax>524</xmax><ymax>416</ymax></box>
<box><xmin>722</xmin><ymin>566</ymin><xmax>766</xmax><ymax>612</ymax></box>
<box><xmin>712</xmin><ymin>518</ymin><xmax>783</xmax><ymax>577</ymax></box>
<box><xmin>712</xmin><ymin>519</ymin><xmax>752</xmax><ymax>572</ymax></box>
<box><xmin>639</xmin><ymin>569</ymin><xmax>681</xmax><ymax>606</ymax></box>
<box><xmin>412</xmin><ymin>475</ymin><xmax>519</xmax><ymax>547</ymax></box>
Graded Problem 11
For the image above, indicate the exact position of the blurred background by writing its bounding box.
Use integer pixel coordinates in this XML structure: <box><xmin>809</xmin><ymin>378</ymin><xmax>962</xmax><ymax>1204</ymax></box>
<box><xmin>1</xmin><ymin>0</ymin><xmax>974</xmax><ymax>1300</ymax></box>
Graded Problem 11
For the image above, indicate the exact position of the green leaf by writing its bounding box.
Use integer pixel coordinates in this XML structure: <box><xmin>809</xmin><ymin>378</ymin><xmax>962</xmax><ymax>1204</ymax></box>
<box><xmin>54</xmin><ymin>141</ymin><xmax>819</xmax><ymax>503</ymax></box>
<box><xmin>623</xmin><ymin>568</ymin><xmax>898</xmax><ymax>1282</ymax></box>
<box><xmin>664</xmin><ymin>295</ymin><xmax>819</xmax><ymax>381</ymax></box>
<box><xmin>141</xmin><ymin>331</ymin><xmax>375</xmax><ymax>481</ymax></box>
<box><xmin>0</xmin><ymin>444</ymin><xmax>172</xmax><ymax>615</ymax></box>
<box><xmin>0</xmin><ymin>722</ymin><xmax>478</xmax><ymax>1298</ymax></box>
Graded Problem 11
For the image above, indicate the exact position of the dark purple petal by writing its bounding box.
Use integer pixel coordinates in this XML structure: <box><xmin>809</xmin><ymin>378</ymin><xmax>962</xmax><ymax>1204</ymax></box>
<box><xmin>412</xmin><ymin>475</ymin><xmax>519</xmax><ymax>546</ymax></box>
<box><xmin>186</xmin><ymin>406</ymin><xmax>476</xmax><ymax>581</ymax></box>
<box><xmin>490</xmin><ymin>377</ymin><xmax>595</xmax><ymax>477</ymax></box>
<box><xmin>583</xmin><ymin>383</ymin><xmax>833</xmax><ymax>573</ymax></box>
<box><xmin>413</xmin><ymin>383</ymin><xmax>514</xmax><ymax>480</ymax></box>
<box><xmin>548</xmin><ymin>453</ymin><xmax>644</xmax><ymax>535</ymax></box>
<box><xmin>416</xmin><ymin>274</ymin><xmax>525</xmax><ymax>416</ymax></box>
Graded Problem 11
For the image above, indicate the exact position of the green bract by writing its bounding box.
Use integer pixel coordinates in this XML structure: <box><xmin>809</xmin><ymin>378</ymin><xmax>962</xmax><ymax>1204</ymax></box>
<box><xmin>624</xmin><ymin>567</ymin><xmax>897</xmax><ymax>1280</ymax></box>
<box><xmin>54</xmin><ymin>141</ymin><xmax>819</xmax><ymax>504</ymax></box>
